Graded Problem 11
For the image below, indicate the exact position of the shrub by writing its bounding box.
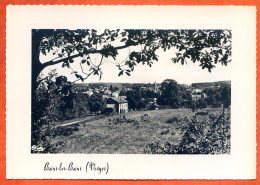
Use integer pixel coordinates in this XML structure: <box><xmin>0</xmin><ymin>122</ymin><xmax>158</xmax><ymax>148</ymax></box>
<box><xmin>195</xmin><ymin>111</ymin><xmax>209</xmax><ymax>116</ymax></box>
<box><xmin>43</xmin><ymin>141</ymin><xmax>66</xmax><ymax>153</ymax></box>
<box><xmin>45</xmin><ymin>124</ymin><xmax>80</xmax><ymax>138</ymax></box>
<box><xmin>166</xmin><ymin>116</ymin><xmax>179</xmax><ymax>123</ymax></box>
<box><xmin>145</xmin><ymin>113</ymin><xmax>231</xmax><ymax>154</ymax></box>
<box><xmin>73</xmin><ymin>126</ymin><xmax>79</xmax><ymax>131</ymax></box>
<box><xmin>111</xmin><ymin>117</ymin><xmax>139</xmax><ymax>126</ymax></box>
<box><xmin>104</xmin><ymin>108</ymin><xmax>116</xmax><ymax>115</ymax></box>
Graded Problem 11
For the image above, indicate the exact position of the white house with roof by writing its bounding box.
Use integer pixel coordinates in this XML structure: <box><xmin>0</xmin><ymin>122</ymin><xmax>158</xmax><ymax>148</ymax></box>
<box><xmin>106</xmin><ymin>96</ymin><xmax>128</xmax><ymax>113</ymax></box>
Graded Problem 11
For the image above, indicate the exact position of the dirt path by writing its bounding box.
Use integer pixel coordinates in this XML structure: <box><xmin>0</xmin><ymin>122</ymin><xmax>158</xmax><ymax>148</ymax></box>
<box><xmin>54</xmin><ymin>118</ymin><xmax>88</xmax><ymax>128</ymax></box>
<box><xmin>54</xmin><ymin>116</ymin><xmax>96</xmax><ymax>128</ymax></box>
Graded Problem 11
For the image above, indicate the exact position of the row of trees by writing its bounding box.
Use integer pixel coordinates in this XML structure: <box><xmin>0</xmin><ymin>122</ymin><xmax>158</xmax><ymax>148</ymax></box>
<box><xmin>33</xmin><ymin>74</ymin><xmax>231</xmax><ymax>127</ymax></box>
<box><xmin>123</xmin><ymin>79</ymin><xmax>231</xmax><ymax>111</ymax></box>
<box><xmin>122</xmin><ymin>79</ymin><xmax>192</xmax><ymax>110</ymax></box>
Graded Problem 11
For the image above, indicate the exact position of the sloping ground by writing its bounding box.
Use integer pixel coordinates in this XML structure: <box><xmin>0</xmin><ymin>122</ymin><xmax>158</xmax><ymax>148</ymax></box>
<box><xmin>47</xmin><ymin>108</ymin><xmax>223</xmax><ymax>154</ymax></box>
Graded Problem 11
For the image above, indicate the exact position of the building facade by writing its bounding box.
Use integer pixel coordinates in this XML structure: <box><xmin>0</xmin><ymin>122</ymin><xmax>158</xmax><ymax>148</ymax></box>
<box><xmin>106</xmin><ymin>96</ymin><xmax>128</xmax><ymax>113</ymax></box>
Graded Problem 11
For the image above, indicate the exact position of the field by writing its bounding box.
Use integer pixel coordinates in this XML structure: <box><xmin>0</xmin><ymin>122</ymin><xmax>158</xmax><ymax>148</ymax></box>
<box><xmin>44</xmin><ymin>108</ymin><xmax>230</xmax><ymax>154</ymax></box>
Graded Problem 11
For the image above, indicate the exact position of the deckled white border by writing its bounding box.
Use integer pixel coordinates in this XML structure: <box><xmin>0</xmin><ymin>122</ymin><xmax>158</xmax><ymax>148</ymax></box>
<box><xmin>6</xmin><ymin>5</ymin><xmax>256</xmax><ymax>179</ymax></box>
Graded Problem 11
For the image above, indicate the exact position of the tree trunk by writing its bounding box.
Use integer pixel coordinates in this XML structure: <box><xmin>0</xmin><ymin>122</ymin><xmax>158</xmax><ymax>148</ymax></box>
<box><xmin>31</xmin><ymin>30</ymin><xmax>44</xmax><ymax>93</ymax></box>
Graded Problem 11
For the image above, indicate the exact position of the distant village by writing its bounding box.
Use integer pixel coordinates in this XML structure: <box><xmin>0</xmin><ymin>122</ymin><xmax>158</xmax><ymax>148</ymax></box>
<box><xmin>71</xmin><ymin>80</ymin><xmax>231</xmax><ymax>114</ymax></box>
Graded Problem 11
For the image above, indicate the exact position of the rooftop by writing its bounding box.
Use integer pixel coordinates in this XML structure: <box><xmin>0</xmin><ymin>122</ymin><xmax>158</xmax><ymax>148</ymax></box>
<box><xmin>109</xmin><ymin>96</ymin><xmax>128</xmax><ymax>104</ymax></box>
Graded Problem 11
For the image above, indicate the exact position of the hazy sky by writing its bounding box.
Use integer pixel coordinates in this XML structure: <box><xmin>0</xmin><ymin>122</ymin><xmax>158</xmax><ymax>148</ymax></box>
<box><xmin>40</xmin><ymin>46</ymin><xmax>232</xmax><ymax>85</ymax></box>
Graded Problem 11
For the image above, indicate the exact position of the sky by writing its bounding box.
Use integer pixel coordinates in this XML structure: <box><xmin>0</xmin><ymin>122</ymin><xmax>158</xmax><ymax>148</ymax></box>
<box><xmin>40</xmin><ymin>45</ymin><xmax>232</xmax><ymax>85</ymax></box>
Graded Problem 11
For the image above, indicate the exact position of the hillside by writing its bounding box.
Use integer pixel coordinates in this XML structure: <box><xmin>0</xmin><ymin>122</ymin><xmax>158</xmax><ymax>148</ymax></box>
<box><xmin>43</xmin><ymin>108</ymin><xmax>230</xmax><ymax>154</ymax></box>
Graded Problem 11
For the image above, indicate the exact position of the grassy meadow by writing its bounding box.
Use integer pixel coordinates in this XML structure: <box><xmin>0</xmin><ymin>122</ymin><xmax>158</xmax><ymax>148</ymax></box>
<box><xmin>45</xmin><ymin>108</ymin><xmax>228</xmax><ymax>154</ymax></box>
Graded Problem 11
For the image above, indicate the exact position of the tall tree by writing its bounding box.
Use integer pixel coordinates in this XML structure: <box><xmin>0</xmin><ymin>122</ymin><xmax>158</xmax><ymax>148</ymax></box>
<box><xmin>32</xmin><ymin>29</ymin><xmax>232</xmax><ymax>92</ymax></box>
<box><xmin>158</xmin><ymin>79</ymin><xmax>181</xmax><ymax>108</ymax></box>
<box><xmin>88</xmin><ymin>93</ymin><xmax>105</xmax><ymax>114</ymax></box>
<box><xmin>126</xmin><ymin>89</ymin><xmax>142</xmax><ymax>110</ymax></box>
<box><xmin>221</xmin><ymin>85</ymin><xmax>231</xmax><ymax>108</ymax></box>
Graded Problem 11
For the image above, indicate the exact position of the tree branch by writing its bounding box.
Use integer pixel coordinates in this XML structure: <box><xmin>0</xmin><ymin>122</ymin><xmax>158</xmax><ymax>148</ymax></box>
<box><xmin>79</xmin><ymin>61</ymin><xmax>89</xmax><ymax>75</ymax></box>
<box><xmin>72</xmin><ymin>54</ymin><xmax>104</xmax><ymax>83</ymax></box>
<box><xmin>72</xmin><ymin>69</ymin><xmax>95</xmax><ymax>83</ymax></box>
<box><xmin>42</xmin><ymin>43</ymin><xmax>132</xmax><ymax>68</ymax></box>
<box><xmin>97</xmin><ymin>54</ymin><xmax>104</xmax><ymax>69</ymax></box>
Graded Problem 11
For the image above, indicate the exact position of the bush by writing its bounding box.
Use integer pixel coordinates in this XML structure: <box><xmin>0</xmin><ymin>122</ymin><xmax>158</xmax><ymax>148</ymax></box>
<box><xmin>145</xmin><ymin>113</ymin><xmax>231</xmax><ymax>154</ymax></box>
<box><xmin>212</xmin><ymin>102</ymin><xmax>222</xmax><ymax>108</ymax></box>
<box><xmin>73</xmin><ymin>126</ymin><xmax>79</xmax><ymax>131</ymax></box>
<box><xmin>195</xmin><ymin>111</ymin><xmax>208</xmax><ymax>116</ymax></box>
<box><xmin>45</xmin><ymin>125</ymin><xmax>80</xmax><ymax>138</ymax></box>
<box><xmin>104</xmin><ymin>107</ymin><xmax>116</xmax><ymax>115</ymax></box>
<box><xmin>166</xmin><ymin>116</ymin><xmax>179</xmax><ymax>123</ymax></box>
<box><xmin>43</xmin><ymin>141</ymin><xmax>66</xmax><ymax>153</ymax></box>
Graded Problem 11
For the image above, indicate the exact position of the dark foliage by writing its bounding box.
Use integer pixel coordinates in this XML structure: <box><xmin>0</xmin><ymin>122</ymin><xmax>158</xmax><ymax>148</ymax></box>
<box><xmin>145</xmin><ymin>111</ymin><xmax>231</xmax><ymax>154</ymax></box>
<box><xmin>32</xmin><ymin>73</ymin><xmax>92</xmax><ymax>146</ymax></box>
<box><xmin>88</xmin><ymin>92</ymin><xmax>106</xmax><ymax>114</ymax></box>
<box><xmin>203</xmin><ymin>85</ymin><xmax>231</xmax><ymax>108</ymax></box>
<box><xmin>157</xmin><ymin>79</ymin><xmax>181</xmax><ymax>108</ymax></box>
<box><xmin>157</xmin><ymin>79</ymin><xmax>192</xmax><ymax>109</ymax></box>
<box><xmin>166</xmin><ymin>116</ymin><xmax>179</xmax><ymax>123</ymax></box>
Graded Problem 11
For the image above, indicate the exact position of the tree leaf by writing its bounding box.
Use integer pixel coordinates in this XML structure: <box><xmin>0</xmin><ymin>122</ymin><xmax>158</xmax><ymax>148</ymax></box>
<box><xmin>118</xmin><ymin>70</ymin><xmax>124</xmax><ymax>76</ymax></box>
<box><xmin>177</xmin><ymin>57</ymin><xmax>182</xmax><ymax>63</ymax></box>
<box><xmin>181</xmin><ymin>58</ymin><xmax>184</xmax><ymax>65</ymax></box>
<box><xmin>176</xmin><ymin>53</ymin><xmax>182</xmax><ymax>57</ymax></box>
<box><xmin>172</xmin><ymin>58</ymin><xmax>177</xmax><ymax>63</ymax></box>
<box><xmin>94</xmin><ymin>70</ymin><xmax>99</xmax><ymax>75</ymax></box>
<box><xmin>126</xmin><ymin>72</ymin><xmax>131</xmax><ymax>76</ymax></box>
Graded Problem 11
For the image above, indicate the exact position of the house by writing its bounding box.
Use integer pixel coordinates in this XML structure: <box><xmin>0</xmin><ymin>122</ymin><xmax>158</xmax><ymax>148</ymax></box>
<box><xmin>192</xmin><ymin>88</ymin><xmax>202</xmax><ymax>94</ymax></box>
<box><xmin>146</xmin><ymin>98</ymin><xmax>159</xmax><ymax>110</ymax></box>
<box><xmin>106</xmin><ymin>96</ymin><xmax>128</xmax><ymax>113</ymax></box>
<box><xmin>83</xmin><ymin>90</ymin><xmax>93</xmax><ymax>97</ymax></box>
<box><xmin>111</xmin><ymin>91</ymin><xmax>120</xmax><ymax>97</ymax></box>
<box><xmin>191</xmin><ymin>92</ymin><xmax>207</xmax><ymax>101</ymax></box>
<box><xmin>104</xmin><ymin>89</ymin><xmax>112</xmax><ymax>95</ymax></box>
<box><xmin>102</xmin><ymin>95</ymin><xmax>110</xmax><ymax>100</ymax></box>
<box><xmin>192</xmin><ymin>94</ymin><xmax>201</xmax><ymax>101</ymax></box>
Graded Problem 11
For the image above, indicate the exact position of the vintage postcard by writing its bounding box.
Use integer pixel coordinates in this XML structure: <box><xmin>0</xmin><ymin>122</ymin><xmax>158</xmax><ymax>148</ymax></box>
<box><xmin>6</xmin><ymin>5</ymin><xmax>256</xmax><ymax>179</ymax></box>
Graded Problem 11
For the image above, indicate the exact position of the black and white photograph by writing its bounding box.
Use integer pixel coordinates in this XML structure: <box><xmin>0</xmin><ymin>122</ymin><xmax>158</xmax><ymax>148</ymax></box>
<box><xmin>31</xmin><ymin>29</ymin><xmax>232</xmax><ymax>154</ymax></box>
<box><xmin>6</xmin><ymin>5</ymin><xmax>256</xmax><ymax>179</ymax></box>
